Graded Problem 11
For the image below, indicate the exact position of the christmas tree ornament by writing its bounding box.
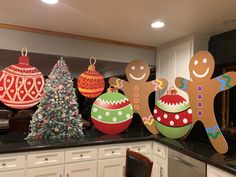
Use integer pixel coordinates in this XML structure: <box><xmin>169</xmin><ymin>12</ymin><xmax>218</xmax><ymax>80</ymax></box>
<box><xmin>91</xmin><ymin>87</ymin><xmax>133</xmax><ymax>135</ymax></box>
<box><xmin>0</xmin><ymin>47</ymin><xmax>44</xmax><ymax>109</ymax></box>
<box><xmin>154</xmin><ymin>87</ymin><xmax>192</xmax><ymax>139</ymax></box>
<box><xmin>77</xmin><ymin>57</ymin><xmax>105</xmax><ymax>98</ymax></box>
<box><xmin>26</xmin><ymin>58</ymin><xmax>84</xmax><ymax>140</ymax></box>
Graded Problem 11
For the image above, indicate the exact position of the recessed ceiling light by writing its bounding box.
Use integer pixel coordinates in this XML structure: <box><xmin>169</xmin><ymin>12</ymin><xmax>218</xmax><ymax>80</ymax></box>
<box><xmin>151</xmin><ymin>21</ymin><xmax>165</xmax><ymax>29</ymax></box>
<box><xmin>41</xmin><ymin>0</ymin><xmax>58</xmax><ymax>5</ymax></box>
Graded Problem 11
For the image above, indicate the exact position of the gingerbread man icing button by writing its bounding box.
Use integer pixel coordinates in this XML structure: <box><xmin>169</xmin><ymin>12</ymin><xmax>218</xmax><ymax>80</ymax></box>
<box><xmin>175</xmin><ymin>50</ymin><xmax>236</xmax><ymax>154</ymax></box>
<box><xmin>109</xmin><ymin>60</ymin><xmax>168</xmax><ymax>134</ymax></box>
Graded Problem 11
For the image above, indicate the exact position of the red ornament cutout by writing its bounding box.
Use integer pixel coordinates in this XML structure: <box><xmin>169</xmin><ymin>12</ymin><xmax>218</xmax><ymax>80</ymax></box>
<box><xmin>0</xmin><ymin>48</ymin><xmax>45</xmax><ymax>109</ymax></box>
<box><xmin>77</xmin><ymin>57</ymin><xmax>105</xmax><ymax>98</ymax></box>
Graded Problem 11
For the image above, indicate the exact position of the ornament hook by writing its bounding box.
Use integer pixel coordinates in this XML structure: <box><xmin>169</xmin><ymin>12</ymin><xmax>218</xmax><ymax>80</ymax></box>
<box><xmin>21</xmin><ymin>47</ymin><xmax>28</xmax><ymax>56</ymax></box>
<box><xmin>89</xmin><ymin>56</ymin><xmax>97</xmax><ymax>66</ymax></box>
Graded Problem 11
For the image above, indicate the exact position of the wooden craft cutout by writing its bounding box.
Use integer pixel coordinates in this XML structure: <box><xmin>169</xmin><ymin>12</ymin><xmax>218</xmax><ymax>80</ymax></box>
<box><xmin>109</xmin><ymin>60</ymin><xmax>168</xmax><ymax>134</ymax></box>
<box><xmin>175</xmin><ymin>50</ymin><xmax>236</xmax><ymax>154</ymax></box>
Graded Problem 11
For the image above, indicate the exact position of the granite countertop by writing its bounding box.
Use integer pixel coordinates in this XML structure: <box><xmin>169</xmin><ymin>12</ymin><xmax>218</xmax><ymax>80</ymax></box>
<box><xmin>0</xmin><ymin>127</ymin><xmax>236</xmax><ymax>175</ymax></box>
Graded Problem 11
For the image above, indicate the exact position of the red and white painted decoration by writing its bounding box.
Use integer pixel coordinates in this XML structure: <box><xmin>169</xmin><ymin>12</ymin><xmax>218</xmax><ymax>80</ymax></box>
<box><xmin>0</xmin><ymin>48</ymin><xmax>45</xmax><ymax>109</ymax></box>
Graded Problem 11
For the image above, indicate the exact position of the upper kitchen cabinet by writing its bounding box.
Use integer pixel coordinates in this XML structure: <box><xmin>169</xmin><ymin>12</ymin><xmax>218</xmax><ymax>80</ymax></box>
<box><xmin>156</xmin><ymin>35</ymin><xmax>209</xmax><ymax>100</ymax></box>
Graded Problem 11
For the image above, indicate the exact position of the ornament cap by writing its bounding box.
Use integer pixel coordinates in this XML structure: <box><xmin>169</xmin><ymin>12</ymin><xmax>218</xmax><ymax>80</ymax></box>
<box><xmin>167</xmin><ymin>87</ymin><xmax>177</xmax><ymax>95</ymax></box>
<box><xmin>19</xmin><ymin>56</ymin><xmax>30</xmax><ymax>65</ymax></box>
<box><xmin>107</xmin><ymin>86</ymin><xmax>118</xmax><ymax>93</ymax></box>
<box><xmin>88</xmin><ymin>65</ymin><xmax>96</xmax><ymax>71</ymax></box>
<box><xmin>19</xmin><ymin>47</ymin><xmax>29</xmax><ymax>65</ymax></box>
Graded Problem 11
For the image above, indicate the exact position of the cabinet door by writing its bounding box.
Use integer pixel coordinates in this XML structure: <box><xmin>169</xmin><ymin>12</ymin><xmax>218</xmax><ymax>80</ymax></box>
<box><xmin>207</xmin><ymin>164</ymin><xmax>235</xmax><ymax>177</ymax></box>
<box><xmin>98</xmin><ymin>158</ymin><xmax>125</xmax><ymax>177</ymax></box>
<box><xmin>27</xmin><ymin>165</ymin><xmax>64</xmax><ymax>177</ymax></box>
<box><xmin>157</xmin><ymin>48</ymin><xmax>174</xmax><ymax>87</ymax></box>
<box><xmin>152</xmin><ymin>155</ymin><xmax>167</xmax><ymax>177</ymax></box>
<box><xmin>173</xmin><ymin>41</ymin><xmax>192</xmax><ymax>100</ymax></box>
<box><xmin>65</xmin><ymin>161</ymin><xmax>97</xmax><ymax>177</ymax></box>
<box><xmin>0</xmin><ymin>170</ymin><xmax>25</xmax><ymax>177</ymax></box>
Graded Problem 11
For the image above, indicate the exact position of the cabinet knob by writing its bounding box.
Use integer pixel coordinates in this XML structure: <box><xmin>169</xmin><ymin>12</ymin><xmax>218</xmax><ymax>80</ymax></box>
<box><xmin>2</xmin><ymin>163</ymin><xmax>6</xmax><ymax>166</ymax></box>
<box><xmin>138</xmin><ymin>148</ymin><xmax>141</xmax><ymax>151</ymax></box>
<box><xmin>80</xmin><ymin>154</ymin><xmax>83</xmax><ymax>157</ymax></box>
<box><xmin>112</xmin><ymin>151</ymin><xmax>114</xmax><ymax>153</ymax></box>
<box><xmin>45</xmin><ymin>158</ymin><xmax>48</xmax><ymax>161</ymax></box>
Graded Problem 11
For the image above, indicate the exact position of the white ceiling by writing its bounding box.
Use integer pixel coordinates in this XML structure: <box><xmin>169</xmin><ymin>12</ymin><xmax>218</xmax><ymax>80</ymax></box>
<box><xmin>0</xmin><ymin>0</ymin><xmax>236</xmax><ymax>47</ymax></box>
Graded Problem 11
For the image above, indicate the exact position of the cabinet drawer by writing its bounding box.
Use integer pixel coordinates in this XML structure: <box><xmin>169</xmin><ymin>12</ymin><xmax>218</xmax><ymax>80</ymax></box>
<box><xmin>98</xmin><ymin>145</ymin><xmax>126</xmax><ymax>159</ymax></box>
<box><xmin>27</xmin><ymin>151</ymin><xmax>64</xmax><ymax>168</ymax></box>
<box><xmin>153</xmin><ymin>142</ymin><xmax>166</xmax><ymax>159</ymax></box>
<box><xmin>127</xmin><ymin>142</ymin><xmax>152</xmax><ymax>154</ymax></box>
<box><xmin>0</xmin><ymin>170</ymin><xmax>25</xmax><ymax>177</ymax></box>
<box><xmin>27</xmin><ymin>165</ymin><xmax>64</xmax><ymax>177</ymax></box>
<box><xmin>0</xmin><ymin>155</ymin><xmax>25</xmax><ymax>171</ymax></box>
<box><xmin>65</xmin><ymin>148</ymin><xmax>97</xmax><ymax>162</ymax></box>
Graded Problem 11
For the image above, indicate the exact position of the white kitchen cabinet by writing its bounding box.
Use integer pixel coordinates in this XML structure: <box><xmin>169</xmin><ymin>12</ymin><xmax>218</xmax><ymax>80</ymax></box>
<box><xmin>27</xmin><ymin>165</ymin><xmax>64</xmax><ymax>177</ymax></box>
<box><xmin>98</xmin><ymin>158</ymin><xmax>125</xmax><ymax>177</ymax></box>
<box><xmin>156</xmin><ymin>36</ymin><xmax>208</xmax><ymax>100</ymax></box>
<box><xmin>0</xmin><ymin>170</ymin><xmax>25</xmax><ymax>177</ymax></box>
<box><xmin>0</xmin><ymin>154</ymin><xmax>26</xmax><ymax>177</ymax></box>
<box><xmin>65</xmin><ymin>147</ymin><xmax>97</xmax><ymax>177</ymax></box>
<box><xmin>207</xmin><ymin>164</ymin><xmax>235</xmax><ymax>177</ymax></box>
<box><xmin>27</xmin><ymin>150</ymin><xmax>64</xmax><ymax>168</ymax></box>
<box><xmin>98</xmin><ymin>144</ymin><xmax>126</xmax><ymax>177</ymax></box>
<box><xmin>65</xmin><ymin>161</ymin><xmax>97</xmax><ymax>177</ymax></box>
<box><xmin>152</xmin><ymin>142</ymin><xmax>168</xmax><ymax>177</ymax></box>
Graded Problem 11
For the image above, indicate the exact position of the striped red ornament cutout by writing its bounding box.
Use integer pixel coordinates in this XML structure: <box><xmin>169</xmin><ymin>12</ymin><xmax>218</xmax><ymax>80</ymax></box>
<box><xmin>0</xmin><ymin>48</ymin><xmax>45</xmax><ymax>109</ymax></box>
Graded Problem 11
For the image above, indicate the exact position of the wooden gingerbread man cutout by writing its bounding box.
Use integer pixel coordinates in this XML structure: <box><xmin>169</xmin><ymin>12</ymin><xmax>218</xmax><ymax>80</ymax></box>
<box><xmin>109</xmin><ymin>60</ymin><xmax>168</xmax><ymax>134</ymax></box>
<box><xmin>175</xmin><ymin>51</ymin><xmax>236</xmax><ymax>154</ymax></box>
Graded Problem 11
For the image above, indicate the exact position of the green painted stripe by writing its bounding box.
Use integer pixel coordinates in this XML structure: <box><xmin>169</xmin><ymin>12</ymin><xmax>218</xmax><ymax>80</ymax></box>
<box><xmin>207</xmin><ymin>131</ymin><xmax>222</xmax><ymax>139</ymax></box>
<box><xmin>222</xmin><ymin>74</ymin><xmax>232</xmax><ymax>89</ymax></box>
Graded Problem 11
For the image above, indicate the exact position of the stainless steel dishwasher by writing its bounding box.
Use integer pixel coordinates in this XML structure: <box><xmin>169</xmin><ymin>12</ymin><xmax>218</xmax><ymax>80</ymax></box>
<box><xmin>168</xmin><ymin>149</ymin><xmax>206</xmax><ymax>177</ymax></box>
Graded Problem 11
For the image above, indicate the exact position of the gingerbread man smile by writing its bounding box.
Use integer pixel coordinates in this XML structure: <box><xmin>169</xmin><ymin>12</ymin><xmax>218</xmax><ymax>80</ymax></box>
<box><xmin>193</xmin><ymin>68</ymin><xmax>209</xmax><ymax>78</ymax></box>
<box><xmin>129</xmin><ymin>73</ymin><xmax>146</xmax><ymax>80</ymax></box>
<box><xmin>191</xmin><ymin>57</ymin><xmax>212</xmax><ymax>79</ymax></box>
<box><xmin>129</xmin><ymin>65</ymin><xmax>146</xmax><ymax>80</ymax></box>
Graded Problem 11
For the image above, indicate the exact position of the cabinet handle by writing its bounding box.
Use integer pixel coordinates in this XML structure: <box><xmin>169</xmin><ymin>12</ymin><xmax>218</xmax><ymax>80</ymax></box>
<box><xmin>67</xmin><ymin>173</ymin><xmax>69</xmax><ymax>177</ymax></box>
<box><xmin>138</xmin><ymin>148</ymin><xmax>141</xmax><ymax>151</ymax></box>
<box><xmin>112</xmin><ymin>151</ymin><xmax>114</xmax><ymax>154</ymax></box>
<box><xmin>80</xmin><ymin>154</ymin><xmax>83</xmax><ymax>157</ymax></box>
<box><xmin>60</xmin><ymin>175</ymin><xmax>62</xmax><ymax>177</ymax></box>
<box><xmin>173</xmin><ymin>157</ymin><xmax>198</xmax><ymax>171</ymax></box>
<box><xmin>123</xmin><ymin>165</ymin><xmax>126</xmax><ymax>177</ymax></box>
<box><xmin>2</xmin><ymin>163</ymin><xmax>6</xmax><ymax>166</ymax></box>
<box><xmin>45</xmin><ymin>158</ymin><xmax>48</xmax><ymax>161</ymax></box>
<box><xmin>160</xmin><ymin>167</ymin><xmax>163</xmax><ymax>177</ymax></box>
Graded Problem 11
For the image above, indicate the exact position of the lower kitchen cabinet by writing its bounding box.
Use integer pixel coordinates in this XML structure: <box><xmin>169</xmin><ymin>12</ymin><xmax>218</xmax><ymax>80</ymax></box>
<box><xmin>152</xmin><ymin>142</ymin><xmax>168</xmax><ymax>177</ymax></box>
<box><xmin>27</xmin><ymin>165</ymin><xmax>64</xmax><ymax>177</ymax></box>
<box><xmin>65</xmin><ymin>161</ymin><xmax>97</xmax><ymax>177</ymax></box>
<box><xmin>0</xmin><ymin>170</ymin><xmax>25</xmax><ymax>177</ymax></box>
<box><xmin>152</xmin><ymin>155</ymin><xmax>167</xmax><ymax>177</ymax></box>
<box><xmin>98</xmin><ymin>158</ymin><xmax>125</xmax><ymax>177</ymax></box>
<box><xmin>207</xmin><ymin>164</ymin><xmax>235</xmax><ymax>177</ymax></box>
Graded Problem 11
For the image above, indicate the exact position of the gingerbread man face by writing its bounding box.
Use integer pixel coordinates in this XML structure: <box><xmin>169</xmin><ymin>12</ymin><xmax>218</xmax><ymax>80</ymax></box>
<box><xmin>125</xmin><ymin>60</ymin><xmax>150</xmax><ymax>82</ymax></box>
<box><xmin>189</xmin><ymin>51</ymin><xmax>215</xmax><ymax>80</ymax></box>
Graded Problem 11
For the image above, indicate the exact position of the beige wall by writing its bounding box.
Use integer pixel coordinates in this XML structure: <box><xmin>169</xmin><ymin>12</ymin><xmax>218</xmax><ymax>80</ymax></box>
<box><xmin>0</xmin><ymin>28</ymin><xmax>156</xmax><ymax>65</ymax></box>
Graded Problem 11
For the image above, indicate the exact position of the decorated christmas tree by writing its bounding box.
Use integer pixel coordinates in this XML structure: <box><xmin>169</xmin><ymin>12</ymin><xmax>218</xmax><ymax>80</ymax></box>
<box><xmin>26</xmin><ymin>58</ymin><xmax>84</xmax><ymax>140</ymax></box>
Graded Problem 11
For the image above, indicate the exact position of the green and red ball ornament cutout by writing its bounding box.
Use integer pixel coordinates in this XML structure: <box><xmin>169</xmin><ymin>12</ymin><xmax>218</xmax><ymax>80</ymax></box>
<box><xmin>91</xmin><ymin>87</ymin><xmax>133</xmax><ymax>135</ymax></box>
<box><xmin>153</xmin><ymin>87</ymin><xmax>192</xmax><ymax>139</ymax></box>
